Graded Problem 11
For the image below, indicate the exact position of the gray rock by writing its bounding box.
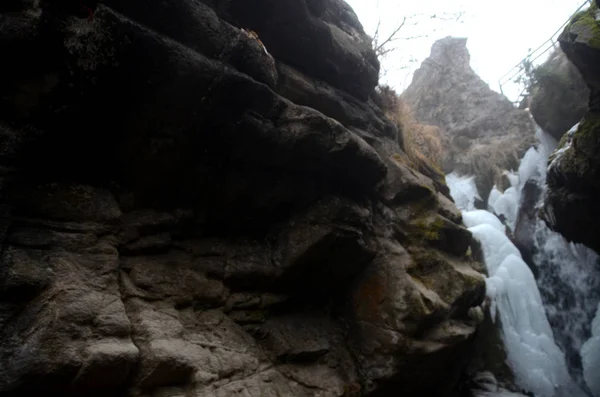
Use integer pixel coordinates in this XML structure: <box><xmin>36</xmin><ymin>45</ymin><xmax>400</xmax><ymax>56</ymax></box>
<box><xmin>402</xmin><ymin>37</ymin><xmax>536</xmax><ymax>200</ymax></box>
<box><xmin>543</xmin><ymin>2</ymin><xmax>600</xmax><ymax>254</ymax></box>
<box><xmin>259</xmin><ymin>315</ymin><xmax>332</xmax><ymax>361</ymax></box>
<box><xmin>529</xmin><ymin>47</ymin><xmax>589</xmax><ymax>140</ymax></box>
<box><xmin>0</xmin><ymin>1</ymin><xmax>486</xmax><ymax>396</ymax></box>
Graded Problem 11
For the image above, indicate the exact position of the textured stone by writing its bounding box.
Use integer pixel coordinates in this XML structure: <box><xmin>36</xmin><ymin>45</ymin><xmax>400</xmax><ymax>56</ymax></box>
<box><xmin>9</xmin><ymin>184</ymin><xmax>121</xmax><ymax>223</ymax></box>
<box><xmin>260</xmin><ymin>315</ymin><xmax>332</xmax><ymax>361</ymax></box>
<box><xmin>0</xmin><ymin>1</ymin><xmax>486</xmax><ymax>396</ymax></box>
<box><xmin>402</xmin><ymin>37</ymin><xmax>536</xmax><ymax>201</ymax></box>
<box><xmin>218</xmin><ymin>0</ymin><xmax>379</xmax><ymax>100</ymax></box>
<box><xmin>71</xmin><ymin>340</ymin><xmax>140</xmax><ymax>391</ymax></box>
<box><xmin>529</xmin><ymin>47</ymin><xmax>589</xmax><ymax>140</ymax></box>
<box><xmin>276</xmin><ymin>62</ymin><xmax>397</xmax><ymax>139</ymax></box>
<box><xmin>543</xmin><ymin>2</ymin><xmax>600</xmax><ymax>253</ymax></box>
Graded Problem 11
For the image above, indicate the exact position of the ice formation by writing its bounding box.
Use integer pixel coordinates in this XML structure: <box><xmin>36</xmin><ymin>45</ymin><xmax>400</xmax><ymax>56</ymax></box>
<box><xmin>465</xmin><ymin>211</ymin><xmax>576</xmax><ymax>397</ymax></box>
<box><xmin>483</xmin><ymin>129</ymin><xmax>599</xmax><ymax>382</ymax></box>
<box><xmin>446</xmin><ymin>172</ymin><xmax>480</xmax><ymax>211</ymax></box>
<box><xmin>462</xmin><ymin>210</ymin><xmax>506</xmax><ymax>233</ymax></box>
<box><xmin>487</xmin><ymin>186</ymin><xmax>519</xmax><ymax>229</ymax></box>
<box><xmin>581</xmin><ymin>303</ymin><xmax>600</xmax><ymax>397</ymax></box>
<box><xmin>447</xmin><ymin>130</ymin><xmax>594</xmax><ymax>397</ymax></box>
<box><xmin>519</xmin><ymin>129</ymin><xmax>600</xmax><ymax>393</ymax></box>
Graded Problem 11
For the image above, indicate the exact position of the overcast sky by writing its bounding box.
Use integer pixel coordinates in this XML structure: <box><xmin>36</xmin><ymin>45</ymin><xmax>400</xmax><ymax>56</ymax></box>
<box><xmin>346</xmin><ymin>0</ymin><xmax>589</xmax><ymax>100</ymax></box>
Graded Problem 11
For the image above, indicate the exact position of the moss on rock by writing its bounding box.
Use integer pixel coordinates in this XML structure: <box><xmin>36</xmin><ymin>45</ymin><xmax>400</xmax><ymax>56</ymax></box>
<box><xmin>573</xmin><ymin>112</ymin><xmax>600</xmax><ymax>155</ymax></box>
<box><xmin>564</xmin><ymin>2</ymin><xmax>600</xmax><ymax>49</ymax></box>
<box><xmin>410</xmin><ymin>215</ymin><xmax>445</xmax><ymax>242</ymax></box>
<box><xmin>552</xmin><ymin>113</ymin><xmax>600</xmax><ymax>175</ymax></box>
<box><xmin>543</xmin><ymin>111</ymin><xmax>600</xmax><ymax>251</ymax></box>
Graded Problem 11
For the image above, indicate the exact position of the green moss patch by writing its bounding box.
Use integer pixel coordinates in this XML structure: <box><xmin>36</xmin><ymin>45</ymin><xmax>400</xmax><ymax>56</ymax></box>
<box><xmin>566</xmin><ymin>2</ymin><xmax>600</xmax><ymax>49</ymax></box>
<box><xmin>411</xmin><ymin>215</ymin><xmax>445</xmax><ymax>242</ymax></box>
<box><xmin>550</xmin><ymin>112</ymin><xmax>600</xmax><ymax>179</ymax></box>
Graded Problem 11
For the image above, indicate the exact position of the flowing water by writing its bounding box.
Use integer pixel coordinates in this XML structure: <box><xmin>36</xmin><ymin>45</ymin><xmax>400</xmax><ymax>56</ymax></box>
<box><xmin>447</xmin><ymin>127</ymin><xmax>600</xmax><ymax>397</ymax></box>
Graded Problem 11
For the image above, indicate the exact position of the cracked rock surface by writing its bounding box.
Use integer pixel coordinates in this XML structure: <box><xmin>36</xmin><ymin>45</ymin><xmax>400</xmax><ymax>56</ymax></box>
<box><xmin>0</xmin><ymin>1</ymin><xmax>485</xmax><ymax>396</ymax></box>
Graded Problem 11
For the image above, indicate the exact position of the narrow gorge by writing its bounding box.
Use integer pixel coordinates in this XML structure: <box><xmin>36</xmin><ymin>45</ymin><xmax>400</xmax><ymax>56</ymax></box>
<box><xmin>0</xmin><ymin>1</ymin><xmax>599</xmax><ymax>397</ymax></box>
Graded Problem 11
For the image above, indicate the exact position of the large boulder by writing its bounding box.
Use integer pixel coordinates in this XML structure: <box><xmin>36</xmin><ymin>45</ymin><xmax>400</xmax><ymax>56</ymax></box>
<box><xmin>529</xmin><ymin>47</ymin><xmax>589</xmax><ymax>141</ymax></box>
<box><xmin>0</xmin><ymin>2</ymin><xmax>485</xmax><ymax>397</ymax></box>
<box><xmin>402</xmin><ymin>37</ymin><xmax>536</xmax><ymax>201</ymax></box>
<box><xmin>542</xmin><ymin>1</ymin><xmax>600</xmax><ymax>254</ymax></box>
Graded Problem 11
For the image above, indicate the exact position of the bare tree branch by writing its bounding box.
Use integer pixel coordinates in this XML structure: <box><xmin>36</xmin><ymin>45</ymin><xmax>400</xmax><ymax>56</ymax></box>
<box><xmin>374</xmin><ymin>16</ymin><xmax>407</xmax><ymax>55</ymax></box>
<box><xmin>371</xmin><ymin>10</ymin><xmax>464</xmax><ymax>80</ymax></box>
<box><xmin>373</xmin><ymin>18</ymin><xmax>382</xmax><ymax>47</ymax></box>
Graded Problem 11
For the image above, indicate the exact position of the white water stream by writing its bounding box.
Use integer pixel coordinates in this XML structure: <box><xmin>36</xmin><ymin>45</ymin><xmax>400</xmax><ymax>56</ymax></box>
<box><xmin>447</xmin><ymin>127</ymin><xmax>600</xmax><ymax>397</ymax></box>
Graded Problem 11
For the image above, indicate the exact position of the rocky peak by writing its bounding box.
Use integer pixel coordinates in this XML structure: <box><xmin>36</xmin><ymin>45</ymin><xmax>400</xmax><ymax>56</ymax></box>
<box><xmin>429</xmin><ymin>36</ymin><xmax>471</xmax><ymax>72</ymax></box>
<box><xmin>402</xmin><ymin>36</ymin><xmax>536</xmax><ymax>201</ymax></box>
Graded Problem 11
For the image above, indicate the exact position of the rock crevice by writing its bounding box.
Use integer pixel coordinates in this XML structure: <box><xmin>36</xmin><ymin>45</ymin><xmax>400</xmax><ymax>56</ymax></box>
<box><xmin>0</xmin><ymin>2</ymin><xmax>485</xmax><ymax>396</ymax></box>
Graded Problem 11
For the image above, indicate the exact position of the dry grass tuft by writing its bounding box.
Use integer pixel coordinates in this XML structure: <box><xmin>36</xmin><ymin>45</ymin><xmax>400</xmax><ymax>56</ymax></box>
<box><xmin>452</xmin><ymin>136</ymin><xmax>523</xmax><ymax>197</ymax></box>
<box><xmin>374</xmin><ymin>84</ymin><xmax>445</xmax><ymax>173</ymax></box>
<box><xmin>374</xmin><ymin>85</ymin><xmax>530</xmax><ymax>200</ymax></box>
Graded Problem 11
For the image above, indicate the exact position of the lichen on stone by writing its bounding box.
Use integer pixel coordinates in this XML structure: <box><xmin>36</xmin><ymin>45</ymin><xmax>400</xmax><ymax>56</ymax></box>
<box><xmin>564</xmin><ymin>2</ymin><xmax>600</xmax><ymax>49</ymax></box>
<box><xmin>411</xmin><ymin>215</ymin><xmax>444</xmax><ymax>241</ymax></box>
<box><xmin>548</xmin><ymin>113</ymin><xmax>600</xmax><ymax>179</ymax></box>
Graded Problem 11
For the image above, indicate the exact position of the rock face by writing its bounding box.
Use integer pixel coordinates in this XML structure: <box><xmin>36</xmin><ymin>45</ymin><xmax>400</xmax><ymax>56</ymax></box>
<box><xmin>0</xmin><ymin>2</ymin><xmax>485</xmax><ymax>397</ymax></box>
<box><xmin>402</xmin><ymin>37</ymin><xmax>536</xmax><ymax>201</ymax></box>
<box><xmin>543</xmin><ymin>2</ymin><xmax>600</xmax><ymax>254</ymax></box>
<box><xmin>529</xmin><ymin>47</ymin><xmax>589</xmax><ymax>141</ymax></box>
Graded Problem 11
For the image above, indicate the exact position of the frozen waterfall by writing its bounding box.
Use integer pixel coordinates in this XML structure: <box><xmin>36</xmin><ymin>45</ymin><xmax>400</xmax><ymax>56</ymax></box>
<box><xmin>447</xmin><ymin>127</ymin><xmax>599</xmax><ymax>397</ymax></box>
<box><xmin>582</xmin><ymin>303</ymin><xmax>600</xmax><ymax>397</ymax></box>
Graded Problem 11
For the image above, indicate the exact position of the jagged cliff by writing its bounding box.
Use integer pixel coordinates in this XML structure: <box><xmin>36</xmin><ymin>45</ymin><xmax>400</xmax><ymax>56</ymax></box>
<box><xmin>0</xmin><ymin>1</ymin><xmax>486</xmax><ymax>396</ymax></box>
<box><xmin>528</xmin><ymin>47</ymin><xmax>589</xmax><ymax>141</ymax></box>
<box><xmin>543</xmin><ymin>1</ymin><xmax>600</xmax><ymax>254</ymax></box>
<box><xmin>402</xmin><ymin>37</ymin><xmax>536</xmax><ymax>202</ymax></box>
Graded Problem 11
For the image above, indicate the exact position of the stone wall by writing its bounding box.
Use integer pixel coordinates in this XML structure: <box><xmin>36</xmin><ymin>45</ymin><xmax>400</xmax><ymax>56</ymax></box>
<box><xmin>0</xmin><ymin>2</ymin><xmax>485</xmax><ymax>396</ymax></box>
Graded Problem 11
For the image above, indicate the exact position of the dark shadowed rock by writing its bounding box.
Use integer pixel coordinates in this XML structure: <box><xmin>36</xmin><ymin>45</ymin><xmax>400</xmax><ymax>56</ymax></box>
<box><xmin>0</xmin><ymin>2</ymin><xmax>485</xmax><ymax>396</ymax></box>
<box><xmin>529</xmin><ymin>47</ymin><xmax>589</xmax><ymax>141</ymax></box>
<box><xmin>215</xmin><ymin>0</ymin><xmax>380</xmax><ymax>100</ymax></box>
<box><xmin>513</xmin><ymin>180</ymin><xmax>543</xmax><ymax>271</ymax></box>
<box><xmin>543</xmin><ymin>2</ymin><xmax>600</xmax><ymax>253</ymax></box>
